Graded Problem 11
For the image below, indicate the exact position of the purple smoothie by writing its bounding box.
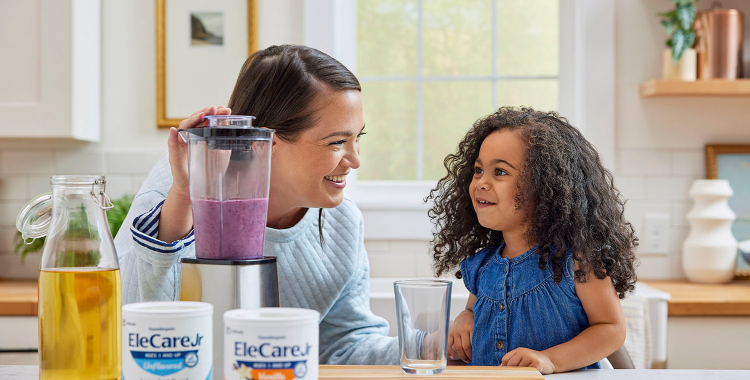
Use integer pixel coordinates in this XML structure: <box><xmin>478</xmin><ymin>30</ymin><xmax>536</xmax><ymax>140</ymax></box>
<box><xmin>191</xmin><ymin>198</ymin><xmax>268</xmax><ymax>259</ymax></box>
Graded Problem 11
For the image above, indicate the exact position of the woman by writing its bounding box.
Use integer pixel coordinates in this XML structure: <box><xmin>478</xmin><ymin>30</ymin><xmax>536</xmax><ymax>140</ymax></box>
<box><xmin>116</xmin><ymin>45</ymin><xmax>398</xmax><ymax>365</ymax></box>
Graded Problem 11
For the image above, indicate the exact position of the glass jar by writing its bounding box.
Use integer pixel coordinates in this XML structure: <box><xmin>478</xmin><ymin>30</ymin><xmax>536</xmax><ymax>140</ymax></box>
<box><xmin>17</xmin><ymin>175</ymin><xmax>121</xmax><ymax>380</ymax></box>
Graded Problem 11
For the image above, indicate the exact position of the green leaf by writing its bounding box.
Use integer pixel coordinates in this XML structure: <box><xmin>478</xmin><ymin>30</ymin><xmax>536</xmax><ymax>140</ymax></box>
<box><xmin>684</xmin><ymin>30</ymin><xmax>695</xmax><ymax>50</ymax></box>
<box><xmin>107</xmin><ymin>194</ymin><xmax>134</xmax><ymax>238</ymax></box>
<box><xmin>661</xmin><ymin>19</ymin><xmax>677</xmax><ymax>35</ymax></box>
<box><xmin>671</xmin><ymin>28</ymin><xmax>687</xmax><ymax>63</ymax></box>
<box><xmin>657</xmin><ymin>10</ymin><xmax>677</xmax><ymax>19</ymax></box>
<box><xmin>14</xmin><ymin>232</ymin><xmax>45</xmax><ymax>264</ymax></box>
<box><xmin>676</xmin><ymin>3</ymin><xmax>696</xmax><ymax>31</ymax></box>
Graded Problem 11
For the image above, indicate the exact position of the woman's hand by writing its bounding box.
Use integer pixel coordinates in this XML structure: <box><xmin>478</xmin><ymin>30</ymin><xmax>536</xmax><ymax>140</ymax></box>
<box><xmin>448</xmin><ymin>309</ymin><xmax>474</xmax><ymax>363</ymax></box>
<box><xmin>501</xmin><ymin>347</ymin><xmax>556</xmax><ymax>375</ymax></box>
<box><xmin>158</xmin><ymin>106</ymin><xmax>230</xmax><ymax>243</ymax></box>
<box><xmin>168</xmin><ymin>106</ymin><xmax>231</xmax><ymax>200</ymax></box>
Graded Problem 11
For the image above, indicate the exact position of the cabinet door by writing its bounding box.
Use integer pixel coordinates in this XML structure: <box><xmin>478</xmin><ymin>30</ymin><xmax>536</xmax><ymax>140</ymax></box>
<box><xmin>668</xmin><ymin>316</ymin><xmax>750</xmax><ymax>369</ymax></box>
<box><xmin>0</xmin><ymin>0</ymin><xmax>100</xmax><ymax>141</ymax></box>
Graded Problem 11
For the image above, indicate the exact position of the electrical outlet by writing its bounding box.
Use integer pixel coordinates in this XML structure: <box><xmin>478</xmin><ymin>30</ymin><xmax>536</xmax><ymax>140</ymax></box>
<box><xmin>643</xmin><ymin>213</ymin><xmax>671</xmax><ymax>254</ymax></box>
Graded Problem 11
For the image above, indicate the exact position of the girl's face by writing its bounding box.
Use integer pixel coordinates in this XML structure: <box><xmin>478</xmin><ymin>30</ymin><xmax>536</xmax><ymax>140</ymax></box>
<box><xmin>270</xmin><ymin>89</ymin><xmax>364</xmax><ymax>210</ymax></box>
<box><xmin>469</xmin><ymin>129</ymin><xmax>528</xmax><ymax>232</ymax></box>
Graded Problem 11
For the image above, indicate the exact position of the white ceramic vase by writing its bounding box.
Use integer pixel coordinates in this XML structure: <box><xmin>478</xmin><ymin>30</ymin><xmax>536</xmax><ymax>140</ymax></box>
<box><xmin>682</xmin><ymin>179</ymin><xmax>737</xmax><ymax>283</ymax></box>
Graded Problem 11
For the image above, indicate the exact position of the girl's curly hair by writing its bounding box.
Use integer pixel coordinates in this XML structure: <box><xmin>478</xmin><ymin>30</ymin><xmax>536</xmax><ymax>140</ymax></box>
<box><xmin>426</xmin><ymin>107</ymin><xmax>638</xmax><ymax>299</ymax></box>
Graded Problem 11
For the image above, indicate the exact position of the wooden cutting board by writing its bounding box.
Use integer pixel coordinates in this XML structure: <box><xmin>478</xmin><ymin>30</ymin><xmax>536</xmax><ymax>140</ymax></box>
<box><xmin>319</xmin><ymin>365</ymin><xmax>543</xmax><ymax>379</ymax></box>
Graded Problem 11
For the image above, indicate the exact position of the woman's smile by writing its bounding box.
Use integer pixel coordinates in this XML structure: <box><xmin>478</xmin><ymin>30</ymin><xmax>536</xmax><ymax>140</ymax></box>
<box><xmin>324</xmin><ymin>174</ymin><xmax>347</xmax><ymax>188</ymax></box>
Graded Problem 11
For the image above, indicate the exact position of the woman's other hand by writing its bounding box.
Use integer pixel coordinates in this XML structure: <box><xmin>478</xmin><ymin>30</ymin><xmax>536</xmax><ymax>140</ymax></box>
<box><xmin>448</xmin><ymin>309</ymin><xmax>474</xmax><ymax>363</ymax></box>
<box><xmin>159</xmin><ymin>106</ymin><xmax>230</xmax><ymax>243</ymax></box>
<box><xmin>501</xmin><ymin>347</ymin><xmax>556</xmax><ymax>375</ymax></box>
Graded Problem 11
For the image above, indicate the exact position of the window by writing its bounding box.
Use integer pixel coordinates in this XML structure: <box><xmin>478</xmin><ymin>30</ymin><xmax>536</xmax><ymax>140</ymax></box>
<box><xmin>356</xmin><ymin>0</ymin><xmax>560</xmax><ymax>181</ymax></box>
<box><xmin>303</xmin><ymin>0</ymin><xmax>613</xmax><ymax>237</ymax></box>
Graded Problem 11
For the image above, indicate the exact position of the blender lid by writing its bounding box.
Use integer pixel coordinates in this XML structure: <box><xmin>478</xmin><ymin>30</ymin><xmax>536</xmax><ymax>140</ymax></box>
<box><xmin>178</xmin><ymin>126</ymin><xmax>274</xmax><ymax>140</ymax></box>
<box><xmin>203</xmin><ymin>115</ymin><xmax>256</xmax><ymax>125</ymax></box>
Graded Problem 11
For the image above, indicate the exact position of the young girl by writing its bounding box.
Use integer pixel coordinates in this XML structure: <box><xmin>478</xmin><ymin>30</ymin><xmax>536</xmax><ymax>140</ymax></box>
<box><xmin>427</xmin><ymin>107</ymin><xmax>637</xmax><ymax>374</ymax></box>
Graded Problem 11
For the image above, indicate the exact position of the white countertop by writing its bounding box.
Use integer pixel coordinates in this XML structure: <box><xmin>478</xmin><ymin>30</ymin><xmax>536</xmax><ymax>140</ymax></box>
<box><xmin>2</xmin><ymin>366</ymin><xmax>749</xmax><ymax>379</ymax></box>
<box><xmin>545</xmin><ymin>369</ymin><xmax>750</xmax><ymax>379</ymax></box>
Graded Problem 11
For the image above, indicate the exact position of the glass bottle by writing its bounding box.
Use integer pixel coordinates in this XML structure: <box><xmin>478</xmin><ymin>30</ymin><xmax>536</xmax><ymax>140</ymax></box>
<box><xmin>17</xmin><ymin>175</ymin><xmax>121</xmax><ymax>380</ymax></box>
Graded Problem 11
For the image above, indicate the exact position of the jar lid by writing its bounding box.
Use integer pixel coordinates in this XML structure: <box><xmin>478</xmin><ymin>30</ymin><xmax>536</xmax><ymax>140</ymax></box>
<box><xmin>123</xmin><ymin>301</ymin><xmax>214</xmax><ymax>317</ymax></box>
<box><xmin>16</xmin><ymin>193</ymin><xmax>67</xmax><ymax>241</ymax></box>
<box><xmin>224</xmin><ymin>307</ymin><xmax>320</xmax><ymax>325</ymax></box>
<box><xmin>50</xmin><ymin>175</ymin><xmax>105</xmax><ymax>186</ymax></box>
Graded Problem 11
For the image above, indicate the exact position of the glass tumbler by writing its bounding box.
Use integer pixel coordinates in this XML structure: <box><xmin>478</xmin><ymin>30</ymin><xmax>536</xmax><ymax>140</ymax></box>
<box><xmin>394</xmin><ymin>280</ymin><xmax>452</xmax><ymax>375</ymax></box>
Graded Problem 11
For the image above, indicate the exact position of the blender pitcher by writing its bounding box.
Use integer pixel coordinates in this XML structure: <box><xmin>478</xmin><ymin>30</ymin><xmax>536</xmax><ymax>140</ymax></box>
<box><xmin>16</xmin><ymin>175</ymin><xmax>121</xmax><ymax>380</ymax></box>
<box><xmin>179</xmin><ymin>115</ymin><xmax>274</xmax><ymax>260</ymax></box>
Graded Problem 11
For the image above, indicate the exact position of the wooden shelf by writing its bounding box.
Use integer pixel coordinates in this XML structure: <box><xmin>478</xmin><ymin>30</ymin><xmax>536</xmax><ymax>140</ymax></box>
<box><xmin>641</xmin><ymin>280</ymin><xmax>750</xmax><ymax>316</ymax></box>
<box><xmin>639</xmin><ymin>79</ymin><xmax>750</xmax><ymax>98</ymax></box>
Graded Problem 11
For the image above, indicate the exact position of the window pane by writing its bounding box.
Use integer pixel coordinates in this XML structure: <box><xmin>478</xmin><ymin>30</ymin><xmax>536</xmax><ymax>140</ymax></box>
<box><xmin>496</xmin><ymin>79</ymin><xmax>558</xmax><ymax>112</ymax></box>
<box><xmin>358</xmin><ymin>82</ymin><xmax>418</xmax><ymax>180</ymax></box>
<box><xmin>423</xmin><ymin>81</ymin><xmax>493</xmax><ymax>180</ymax></box>
<box><xmin>496</xmin><ymin>0</ymin><xmax>559</xmax><ymax>76</ymax></box>
<box><xmin>358</xmin><ymin>0</ymin><xmax>418</xmax><ymax>77</ymax></box>
<box><xmin>423</xmin><ymin>0</ymin><xmax>492</xmax><ymax>76</ymax></box>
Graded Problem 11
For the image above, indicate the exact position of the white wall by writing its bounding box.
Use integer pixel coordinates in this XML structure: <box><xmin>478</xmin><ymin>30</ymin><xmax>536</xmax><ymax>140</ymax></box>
<box><xmin>614</xmin><ymin>0</ymin><xmax>750</xmax><ymax>280</ymax></box>
<box><xmin>2</xmin><ymin>0</ymin><xmax>749</xmax><ymax>281</ymax></box>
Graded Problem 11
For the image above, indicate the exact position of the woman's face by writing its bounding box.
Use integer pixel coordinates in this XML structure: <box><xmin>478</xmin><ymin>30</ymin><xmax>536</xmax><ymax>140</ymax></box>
<box><xmin>270</xmin><ymin>88</ymin><xmax>364</xmax><ymax>210</ymax></box>
<box><xmin>469</xmin><ymin>129</ymin><xmax>528</xmax><ymax>232</ymax></box>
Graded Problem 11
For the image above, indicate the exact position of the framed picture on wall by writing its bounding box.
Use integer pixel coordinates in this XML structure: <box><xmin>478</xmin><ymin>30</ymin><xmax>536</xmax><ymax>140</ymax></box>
<box><xmin>706</xmin><ymin>144</ymin><xmax>750</xmax><ymax>280</ymax></box>
<box><xmin>156</xmin><ymin>0</ymin><xmax>258</xmax><ymax>128</ymax></box>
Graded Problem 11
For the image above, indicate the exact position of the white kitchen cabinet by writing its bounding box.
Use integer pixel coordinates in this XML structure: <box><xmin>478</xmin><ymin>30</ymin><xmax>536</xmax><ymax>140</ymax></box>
<box><xmin>0</xmin><ymin>0</ymin><xmax>101</xmax><ymax>141</ymax></box>
<box><xmin>643</xmin><ymin>280</ymin><xmax>750</xmax><ymax>370</ymax></box>
<box><xmin>668</xmin><ymin>316</ymin><xmax>750</xmax><ymax>370</ymax></box>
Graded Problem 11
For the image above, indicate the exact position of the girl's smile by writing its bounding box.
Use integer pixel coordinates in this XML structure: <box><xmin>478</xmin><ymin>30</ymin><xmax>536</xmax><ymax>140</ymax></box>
<box><xmin>475</xmin><ymin>196</ymin><xmax>496</xmax><ymax>208</ymax></box>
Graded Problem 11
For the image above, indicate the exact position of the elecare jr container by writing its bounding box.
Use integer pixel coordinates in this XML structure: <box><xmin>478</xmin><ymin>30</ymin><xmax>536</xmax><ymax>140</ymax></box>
<box><xmin>122</xmin><ymin>302</ymin><xmax>213</xmax><ymax>380</ymax></box>
<box><xmin>224</xmin><ymin>308</ymin><xmax>320</xmax><ymax>380</ymax></box>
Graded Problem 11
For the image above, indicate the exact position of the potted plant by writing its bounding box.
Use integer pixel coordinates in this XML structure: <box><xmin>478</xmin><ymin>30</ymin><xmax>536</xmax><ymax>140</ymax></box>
<box><xmin>15</xmin><ymin>194</ymin><xmax>134</xmax><ymax>265</ymax></box>
<box><xmin>659</xmin><ymin>0</ymin><xmax>697</xmax><ymax>81</ymax></box>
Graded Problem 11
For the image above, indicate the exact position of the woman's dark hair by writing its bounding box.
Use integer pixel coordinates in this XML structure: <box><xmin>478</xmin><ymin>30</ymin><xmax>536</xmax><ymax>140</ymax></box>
<box><xmin>426</xmin><ymin>106</ymin><xmax>638</xmax><ymax>299</ymax></box>
<box><xmin>228</xmin><ymin>45</ymin><xmax>360</xmax><ymax>242</ymax></box>
<box><xmin>228</xmin><ymin>44</ymin><xmax>360</xmax><ymax>140</ymax></box>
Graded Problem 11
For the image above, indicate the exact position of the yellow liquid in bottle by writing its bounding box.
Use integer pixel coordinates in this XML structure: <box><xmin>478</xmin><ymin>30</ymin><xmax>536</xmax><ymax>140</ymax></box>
<box><xmin>38</xmin><ymin>268</ymin><xmax>121</xmax><ymax>380</ymax></box>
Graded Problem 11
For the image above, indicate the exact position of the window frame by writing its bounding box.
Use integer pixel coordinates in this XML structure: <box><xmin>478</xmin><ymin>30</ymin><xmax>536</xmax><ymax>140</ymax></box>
<box><xmin>303</xmin><ymin>0</ymin><xmax>615</xmax><ymax>240</ymax></box>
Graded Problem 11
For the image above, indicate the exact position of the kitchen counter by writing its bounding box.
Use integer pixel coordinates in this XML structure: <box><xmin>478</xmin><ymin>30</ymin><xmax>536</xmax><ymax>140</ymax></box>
<box><xmin>2</xmin><ymin>365</ymin><xmax>541</xmax><ymax>379</ymax></box>
<box><xmin>0</xmin><ymin>280</ymin><xmax>38</xmax><ymax>352</ymax></box>
<box><xmin>641</xmin><ymin>280</ymin><xmax>750</xmax><ymax>370</ymax></box>
<box><xmin>641</xmin><ymin>280</ymin><xmax>750</xmax><ymax>316</ymax></box>
<box><xmin>4</xmin><ymin>279</ymin><xmax>750</xmax><ymax>317</ymax></box>
<box><xmin>1</xmin><ymin>366</ymin><xmax>748</xmax><ymax>379</ymax></box>
<box><xmin>0</xmin><ymin>280</ymin><xmax>37</xmax><ymax>316</ymax></box>
<box><xmin>546</xmin><ymin>369</ymin><xmax>750</xmax><ymax>379</ymax></box>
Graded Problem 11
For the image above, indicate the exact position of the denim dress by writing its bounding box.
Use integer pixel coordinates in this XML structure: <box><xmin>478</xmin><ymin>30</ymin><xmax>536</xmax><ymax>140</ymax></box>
<box><xmin>460</xmin><ymin>243</ymin><xmax>601</xmax><ymax>369</ymax></box>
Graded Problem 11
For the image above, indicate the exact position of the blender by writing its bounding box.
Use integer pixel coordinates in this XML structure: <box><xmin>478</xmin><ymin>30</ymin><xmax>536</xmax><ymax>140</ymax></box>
<box><xmin>178</xmin><ymin>115</ymin><xmax>279</xmax><ymax>380</ymax></box>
